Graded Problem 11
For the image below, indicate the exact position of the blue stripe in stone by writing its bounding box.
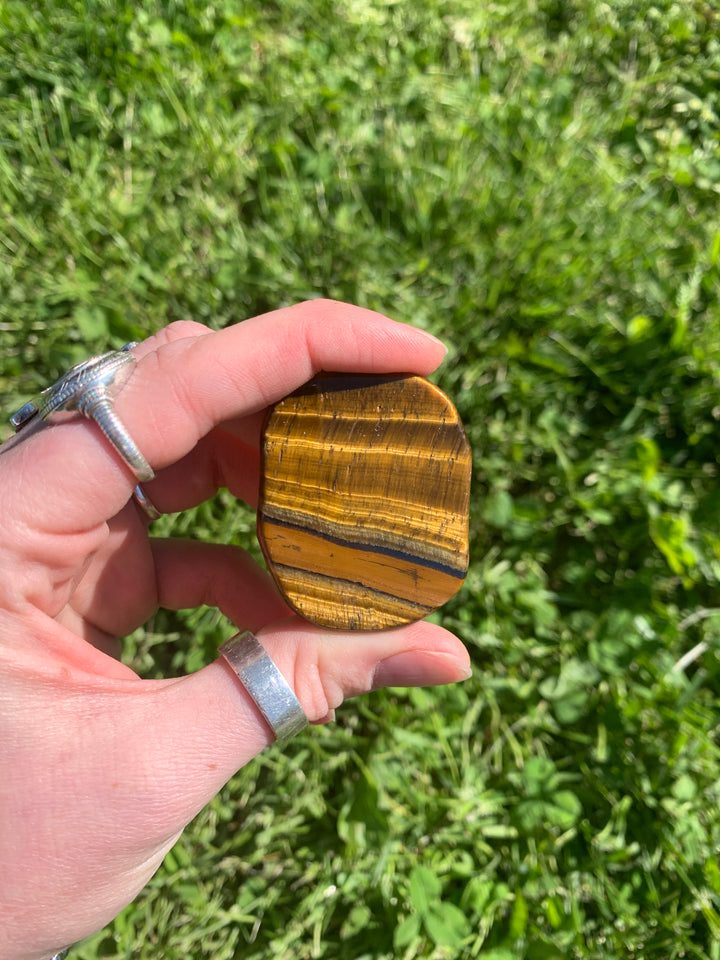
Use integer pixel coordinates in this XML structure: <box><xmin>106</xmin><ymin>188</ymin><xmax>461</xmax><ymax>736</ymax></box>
<box><xmin>260</xmin><ymin>513</ymin><xmax>466</xmax><ymax>580</ymax></box>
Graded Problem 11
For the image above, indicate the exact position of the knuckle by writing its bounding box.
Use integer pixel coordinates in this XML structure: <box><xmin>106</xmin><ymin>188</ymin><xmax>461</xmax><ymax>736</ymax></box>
<box><xmin>150</xmin><ymin>320</ymin><xmax>211</xmax><ymax>347</ymax></box>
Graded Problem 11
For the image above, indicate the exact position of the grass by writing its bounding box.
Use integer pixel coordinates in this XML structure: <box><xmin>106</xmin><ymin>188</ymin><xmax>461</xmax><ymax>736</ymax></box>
<box><xmin>2</xmin><ymin>0</ymin><xmax>720</xmax><ymax>957</ymax></box>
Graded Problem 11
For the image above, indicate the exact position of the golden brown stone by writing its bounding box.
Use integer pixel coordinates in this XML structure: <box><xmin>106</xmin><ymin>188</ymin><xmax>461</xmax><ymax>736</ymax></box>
<box><xmin>258</xmin><ymin>373</ymin><xmax>471</xmax><ymax>630</ymax></box>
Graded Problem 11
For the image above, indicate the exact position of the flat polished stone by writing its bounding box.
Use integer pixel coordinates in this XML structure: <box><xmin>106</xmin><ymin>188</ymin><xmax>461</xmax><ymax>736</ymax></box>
<box><xmin>258</xmin><ymin>373</ymin><xmax>471</xmax><ymax>630</ymax></box>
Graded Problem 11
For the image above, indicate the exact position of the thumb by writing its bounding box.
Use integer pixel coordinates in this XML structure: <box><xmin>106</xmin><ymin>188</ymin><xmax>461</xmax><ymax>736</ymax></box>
<box><xmin>140</xmin><ymin>619</ymin><xmax>471</xmax><ymax>827</ymax></box>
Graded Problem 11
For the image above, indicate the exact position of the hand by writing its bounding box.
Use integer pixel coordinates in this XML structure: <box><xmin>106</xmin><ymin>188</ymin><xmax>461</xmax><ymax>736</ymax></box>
<box><xmin>0</xmin><ymin>301</ymin><xmax>470</xmax><ymax>960</ymax></box>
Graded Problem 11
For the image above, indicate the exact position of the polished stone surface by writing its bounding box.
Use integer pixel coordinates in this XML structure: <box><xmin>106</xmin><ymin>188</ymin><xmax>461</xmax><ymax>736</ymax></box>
<box><xmin>258</xmin><ymin>373</ymin><xmax>471</xmax><ymax>630</ymax></box>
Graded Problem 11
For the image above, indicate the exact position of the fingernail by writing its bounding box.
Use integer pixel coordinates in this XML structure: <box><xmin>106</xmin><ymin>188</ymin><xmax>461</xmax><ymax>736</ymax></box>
<box><xmin>373</xmin><ymin>651</ymin><xmax>472</xmax><ymax>690</ymax></box>
<box><xmin>311</xmin><ymin>710</ymin><xmax>336</xmax><ymax>726</ymax></box>
<box><xmin>417</xmin><ymin>328</ymin><xmax>448</xmax><ymax>355</ymax></box>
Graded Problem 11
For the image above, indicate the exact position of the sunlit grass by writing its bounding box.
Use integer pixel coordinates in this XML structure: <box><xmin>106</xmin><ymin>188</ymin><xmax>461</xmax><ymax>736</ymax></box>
<box><xmin>2</xmin><ymin>1</ymin><xmax>720</xmax><ymax>957</ymax></box>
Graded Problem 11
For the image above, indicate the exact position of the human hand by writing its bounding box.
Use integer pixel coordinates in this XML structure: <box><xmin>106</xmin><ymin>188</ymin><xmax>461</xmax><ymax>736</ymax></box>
<box><xmin>0</xmin><ymin>300</ymin><xmax>471</xmax><ymax>960</ymax></box>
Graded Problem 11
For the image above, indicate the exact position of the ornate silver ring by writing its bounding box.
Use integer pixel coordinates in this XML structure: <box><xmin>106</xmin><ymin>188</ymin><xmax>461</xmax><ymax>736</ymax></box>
<box><xmin>10</xmin><ymin>344</ymin><xmax>153</xmax><ymax>482</ymax></box>
<box><xmin>8</xmin><ymin>344</ymin><xmax>160</xmax><ymax>520</ymax></box>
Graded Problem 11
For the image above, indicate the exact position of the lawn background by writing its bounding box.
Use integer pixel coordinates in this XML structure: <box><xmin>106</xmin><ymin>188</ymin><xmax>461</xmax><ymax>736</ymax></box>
<box><xmin>2</xmin><ymin>1</ymin><xmax>720</xmax><ymax>957</ymax></box>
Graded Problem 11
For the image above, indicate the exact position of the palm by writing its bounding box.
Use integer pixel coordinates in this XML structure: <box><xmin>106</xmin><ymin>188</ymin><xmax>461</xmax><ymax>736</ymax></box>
<box><xmin>53</xmin><ymin>507</ymin><xmax>158</xmax><ymax>657</ymax></box>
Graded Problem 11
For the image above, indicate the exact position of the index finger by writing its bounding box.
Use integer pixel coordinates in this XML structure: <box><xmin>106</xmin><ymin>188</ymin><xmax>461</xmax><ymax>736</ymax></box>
<box><xmin>1</xmin><ymin>300</ymin><xmax>447</xmax><ymax>535</ymax></box>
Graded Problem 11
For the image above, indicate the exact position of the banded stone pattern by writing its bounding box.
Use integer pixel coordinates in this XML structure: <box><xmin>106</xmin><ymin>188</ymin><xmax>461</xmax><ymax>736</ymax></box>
<box><xmin>258</xmin><ymin>373</ymin><xmax>471</xmax><ymax>631</ymax></box>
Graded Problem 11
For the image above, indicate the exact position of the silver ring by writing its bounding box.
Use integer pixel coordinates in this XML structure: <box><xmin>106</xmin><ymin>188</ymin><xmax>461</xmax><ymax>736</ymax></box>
<box><xmin>219</xmin><ymin>631</ymin><xmax>308</xmax><ymax>743</ymax></box>
<box><xmin>9</xmin><ymin>344</ymin><xmax>154</xmax><ymax>482</ymax></box>
<box><xmin>133</xmin><ymin>482</ymin><xmax>162</xmax><ymax>521</ymax></box>
<box><xmin>48</xmin><ymin>949</ymin><xmax>71</xmax><ymax>960</ymax></box>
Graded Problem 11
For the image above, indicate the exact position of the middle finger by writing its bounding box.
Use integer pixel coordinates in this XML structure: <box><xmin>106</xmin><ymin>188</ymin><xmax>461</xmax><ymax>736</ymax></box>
<box><xmin>139</xmin><ymin>414</ymin><xmax>265</xmax><ymax>515</ymax></box>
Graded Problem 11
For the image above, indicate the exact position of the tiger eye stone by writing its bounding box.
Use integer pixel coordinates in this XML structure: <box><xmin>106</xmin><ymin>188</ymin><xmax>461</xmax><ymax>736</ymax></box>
<box><xmin>258</xmin><ymin>373</ymin><xmax>471</xmax><ymax>631</ymax></box>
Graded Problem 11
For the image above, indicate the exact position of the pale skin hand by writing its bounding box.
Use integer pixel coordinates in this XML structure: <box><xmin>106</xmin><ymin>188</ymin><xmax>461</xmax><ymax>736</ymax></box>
<box><xmin>0</xmin><ymin>301</ymin><xmax>471</xmax><ymax>960</ymax></box>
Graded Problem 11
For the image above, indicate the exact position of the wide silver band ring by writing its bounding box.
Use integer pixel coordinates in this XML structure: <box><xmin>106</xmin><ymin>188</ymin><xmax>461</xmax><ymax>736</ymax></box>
<box><xmin>9</xmin><ymin>344</ymin><xmax>154</xmax><ymax>483</ymax></box>
<box><xmin>219</xmin><ymin>631</ymin><xmax>308</xmax><ymax>743</ymax></box>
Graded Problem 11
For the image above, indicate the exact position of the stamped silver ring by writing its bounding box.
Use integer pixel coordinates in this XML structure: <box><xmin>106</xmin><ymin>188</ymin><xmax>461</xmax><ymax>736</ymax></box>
<box><xmin>219</xmin><ymin>631</ymin><xmax>308</xmax><ymax>743</ymax></box>
<box><xmin>7</xmin><ymin>344</ymin><xmax>161</xmax><ymax>520</ymax></box>
<box><xmin>10</xmin><ymin>343</ymin><xmax>153</xmax><ymax>483</ymax></box>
